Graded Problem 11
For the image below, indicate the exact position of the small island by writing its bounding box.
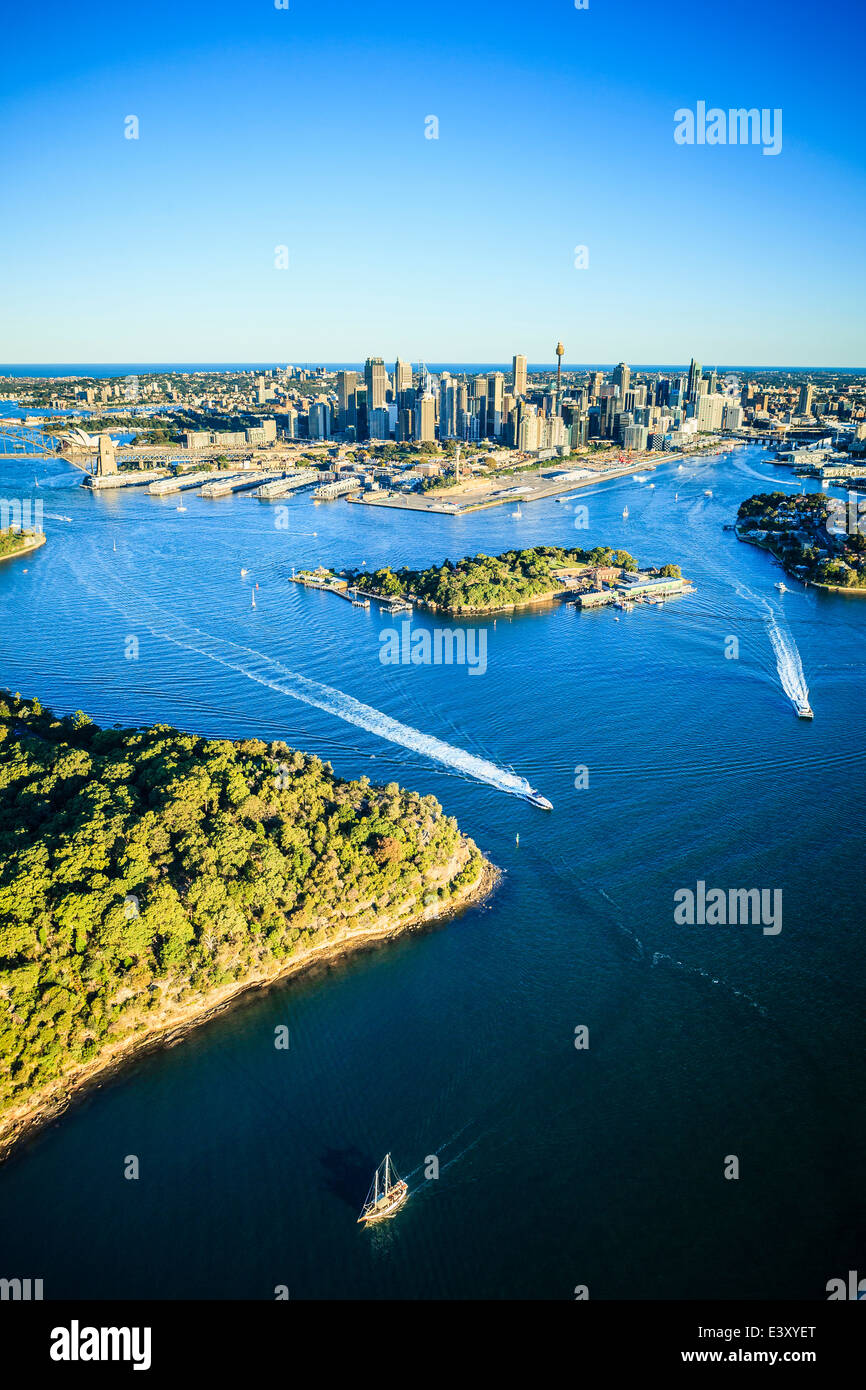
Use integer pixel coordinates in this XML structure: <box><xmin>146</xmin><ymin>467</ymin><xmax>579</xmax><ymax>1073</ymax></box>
<box><xmin>0</xmin><ymin>694</ymin><xmax>492</xmax><ymax>1160</ymax></box>
<box><xmin>736</xmin><ymin>492</ymin><xmax>866</xmax><ymax>590</ymax></box>
<box><xmin>341</xmin><ymin>545</ymin><xmax>687</xmax><ymax>615</ymax></box>
<box><xmin>0</xmin><ymin>527</ymin><xmax>46</xmax><ymax>564</ymax></box>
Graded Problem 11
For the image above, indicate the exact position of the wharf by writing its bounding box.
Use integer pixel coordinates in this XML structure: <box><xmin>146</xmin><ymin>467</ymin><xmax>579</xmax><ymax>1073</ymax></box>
<box><xmin>200</xmin><ymin>472</ymin><xmax>281</xmax><ymax>498</ymax></box>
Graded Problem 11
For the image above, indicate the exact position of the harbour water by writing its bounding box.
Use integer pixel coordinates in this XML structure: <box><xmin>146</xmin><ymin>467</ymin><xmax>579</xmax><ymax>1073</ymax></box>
<box><xmin>0</xmin><ymin>446</ymin><xmax>863</xmax><ymax>1299</ymax></box>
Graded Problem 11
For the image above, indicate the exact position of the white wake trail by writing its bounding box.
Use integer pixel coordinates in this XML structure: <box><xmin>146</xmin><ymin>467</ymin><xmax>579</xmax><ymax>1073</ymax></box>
<box><xmin>70</xmin><ymin>552</ymin><xmax>536</xmax><ymax>801</ymax></box>
<box><xmin>765</xmin><ymin>613</ymin><xmax>809</xmax><ymax>706</ymax></box>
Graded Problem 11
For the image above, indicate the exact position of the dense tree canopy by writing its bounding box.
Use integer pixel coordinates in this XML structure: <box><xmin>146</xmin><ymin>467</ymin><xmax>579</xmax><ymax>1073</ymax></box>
<box><xmin>0</xmin><ymin>694</ymin><xmax>480</xmax><ymax>1122</ymax></box>
<box><xmin>347</xmin><ymin>545</ymin><xmax>639</xmax><ymax>614</ymax></box>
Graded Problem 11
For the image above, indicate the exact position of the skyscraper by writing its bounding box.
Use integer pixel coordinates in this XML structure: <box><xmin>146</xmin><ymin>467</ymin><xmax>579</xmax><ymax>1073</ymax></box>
<box><xmin>512</xmin><ymin>353</ymin><xmax>528</xmax><ymax>398</ymax></box>
<box><xmin>613</xmin><ymin>361</ymin><xmax>631</xmax><ymax>397</ymax></box>
<box><xmin>799</xmin><ymin>383</ymin><xmax>814</xmax><ymax>416</ymax></box>
<box><xmin>415</xmin><ymin>393</ymin><xmax>436</xmax><ymax>443</ymax></box>
<box><xmin>364</xmin><ymin>356</ymin><xmax>388</xmax><ymax>411</ymax></box>
<box><xmin>336</xmin><ymin>370</ymin><xmax>359</xmax><ymax>432</ymax></box>
<box><xmin>486</xmin><ymin>371</ymin><xmax>505</xmax><ymax>439</ymax></box>
<box><xmin>394</xmin><ymin>358</ymin><xmax>413</xmax><ymax>404</ymax></box>
<box><xmin>687</xmin><ymin>358</ymin><xmax>703</xmax><ymax>402</ymax></box>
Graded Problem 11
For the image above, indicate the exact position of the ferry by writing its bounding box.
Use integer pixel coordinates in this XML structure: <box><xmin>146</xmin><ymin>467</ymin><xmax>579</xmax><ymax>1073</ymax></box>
<box><xmin>795</xmin><ymin>699</ymin><xmax>814</xmax><ymax>720</ymax></box>
<box><xmin>524</xmin><ymin>787</ymin><xmax>553</xmax><ymax>810</ymax></box>
<box><xmin>358</xmin><ymin>1154</ymin><xmax>409</xmax><ymax>1224</ymax></box>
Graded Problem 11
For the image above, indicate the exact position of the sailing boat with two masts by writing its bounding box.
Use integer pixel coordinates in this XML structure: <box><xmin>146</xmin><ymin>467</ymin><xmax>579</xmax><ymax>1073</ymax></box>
<box><xmin>357</xmin><ymin>1154</ymin><xmax>408</xmax><ymax>1224</ymax></box>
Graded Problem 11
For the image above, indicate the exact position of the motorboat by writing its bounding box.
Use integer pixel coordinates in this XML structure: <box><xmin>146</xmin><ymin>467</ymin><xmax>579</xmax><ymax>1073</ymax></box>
<box><xmin>524</xmin><ymin>787</ymin><xmax>553</xmax><ymax>810</ymax></box>
<box><xmin>795</xmin><ymin>699</ymin><xmax>813</xmax><ymax>720</ymax></box>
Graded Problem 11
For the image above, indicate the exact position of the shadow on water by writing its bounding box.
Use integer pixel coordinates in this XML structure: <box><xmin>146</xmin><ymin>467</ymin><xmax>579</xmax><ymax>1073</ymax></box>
<box><xmin>320</xmin><ymin>1145</ymin><xmax>375</xmax><ymax>1210</ymax></box>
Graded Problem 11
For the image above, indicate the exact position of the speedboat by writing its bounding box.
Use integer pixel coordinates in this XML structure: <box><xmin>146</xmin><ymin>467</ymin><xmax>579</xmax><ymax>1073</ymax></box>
<box><xmin>524</xmin><ymin>787</ymin><xmax>553</xmax><ymax>810</ymax></box>
<box><xmin>795</xmin><ymin>699</ymin><xmax>813</xmax><ymax>720</ymax></box>
<box><xmin>775</xmin><ymin>581</ymin><xmax>787</xmax><ymax>592</ymax></box>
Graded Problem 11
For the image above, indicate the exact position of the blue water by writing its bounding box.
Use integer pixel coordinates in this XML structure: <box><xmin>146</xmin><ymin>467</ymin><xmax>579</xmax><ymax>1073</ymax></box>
<box><xmin>0</xmin><ymin>447</ymin><xmax>863</xmax><ymax>1299</ymax></box>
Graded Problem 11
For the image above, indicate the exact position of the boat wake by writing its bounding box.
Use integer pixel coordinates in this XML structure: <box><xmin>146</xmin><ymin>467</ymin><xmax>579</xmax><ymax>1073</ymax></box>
<box><xmin>766</xmin><ymin>611</ymin><xmax>810</xmax><ymax>709</ymax></box>
<box><xmin>69</xmin><ymin>556</ymin><xmax>538</xmax><ymax>803</ymax></box>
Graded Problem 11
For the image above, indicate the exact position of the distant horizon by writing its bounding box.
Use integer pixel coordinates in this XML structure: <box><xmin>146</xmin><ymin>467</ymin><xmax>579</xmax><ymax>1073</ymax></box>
<box><xmin>2</xmin><ymin>361</ymin><xmax>864</xmax><ymax>375</ymax></box>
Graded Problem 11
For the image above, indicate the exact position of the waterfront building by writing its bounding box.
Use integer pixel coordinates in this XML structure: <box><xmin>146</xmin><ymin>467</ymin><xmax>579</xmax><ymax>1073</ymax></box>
<box><xmin>696</xmin><ymin>393</ymin><xmax>724</xmax><ymax>432</ymax></box>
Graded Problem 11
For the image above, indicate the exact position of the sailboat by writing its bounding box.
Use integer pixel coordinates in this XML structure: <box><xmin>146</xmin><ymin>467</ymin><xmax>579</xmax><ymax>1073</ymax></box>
<box><xmin>512</xmin><ymin>504</ymin><xmax>522</xmax><ymax>518</ymax></box>
<box><xmin>622</xmin><ymin>505</ymin><xmax>629</xmax><ymax>518</ymax></box>
<box><xmin>176</xmin><ymin>502</ymin><xmax>187</xmax><ymax>512</ymax></box>
<box><xmin>358</xmin><ymin>1154</ymin><xmax>408</xmax><ymax>1224</ymax></box>
<box><xmin>251</xmin><ymin>591</ymin><xmax>256</xmax><ymax>609</ymax></box>
<box><xmin>113</xmin><ymin>537</ymin><xmax>116</xmax><ymax>553</ymax></box>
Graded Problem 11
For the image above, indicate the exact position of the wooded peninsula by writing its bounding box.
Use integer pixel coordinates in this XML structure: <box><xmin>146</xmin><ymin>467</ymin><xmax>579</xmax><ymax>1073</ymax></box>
<box><xmin>0</xmin><ymin>694</ymin><xmax>490</xmax><ymax>1159</ymax></box>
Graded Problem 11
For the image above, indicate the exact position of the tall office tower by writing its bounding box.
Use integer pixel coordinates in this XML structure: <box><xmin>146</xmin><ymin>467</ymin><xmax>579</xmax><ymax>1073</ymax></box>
<box><xmin>696</xmin><ymin>394</ymin><xmax>724</xmax><ymax>432</ymax></box>
<box><xmin>708</xmin><ymin>369</ymin><xmax>718</xmax><ymax>395</ymax></box>
<box><xmin>364</xmin><ymin>356</ymin><xmax>388</xmax><ymax>411</ymax></box>
<box><xmin>486</xmin><ymin>371</ymin><xmax>505</xmax><ymax>439</ymax></box>
<box><xmin>396</xmin><ymin>408</ymin><xmax>414</xmax><ymax>442</ymax></box>
<box><xmin>799</xmin><ymin>383</ymin><xmax>814</xmax><ymax>416</ymax></box>
<box><xmin>308</xmin><ymin>400</ymin><xmax>331</xmax><ymax>440</ymax></box>
<box><xmin>439</xmin><ymin>374</ymin><xmax>460</xmax><ymax>438</ymax></box>
<box><xmin>687</xmin><ymin>358</ymin><xmax>703</xmax><ymax>401</ymax></box>
<box><xmin>590</xmin><ymin>371</ymin><xmax>604</xmax><ymax>400</ymax></box>
<box><xmin>355</xmin><ymin>385</ymin><xmax>368</xmax><ymax>440</ymax></box>
<box><xmin>368</xmin><ymin>407</ymin><xmax>390</xmax><ymax>441</ymax></box>
<box><xmin>394</xmin><ymin>357</ymin><xmax>413</xmax><ymax>403</ymax></box>
<box><xmin>612</xmin><ymin>361</ymin><xmax>631</xmax><ymax>397</ymax></box>
<box><xmin>336</xmin><ymin>370</ymin><xmax>359</xmax><ymax>431</ymax></box>
<box><xmin>512</xmin><ymin>353</ymin><xmax>528</xmax><ymax>397</ymax></box>
<box><xmin>518</xmin><ymin>405</ymin><xmax>540</xmax><ymax>452</ymax></box>
<box><xmin>415</xmin><ymin>393</ymin><xmax>436</xmax><ymax>443</ymax></box>
<box><xmin>282</xmin><ymin>407</ymin><xmax>298</xmax><ymax>440</ymax></box>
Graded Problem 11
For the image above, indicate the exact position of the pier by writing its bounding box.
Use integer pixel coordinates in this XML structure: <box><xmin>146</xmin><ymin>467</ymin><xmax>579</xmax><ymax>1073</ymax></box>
<box><xmin>255</xmin><ymin>470</ymin><xmax>319</xmax><ymax>499</ymax></box>
<box><xmin>148</xmin><ymin>470</ymin><xmax>228</xmax><ymax>495</ymax></box>
<box><xmin>200</xmin><ymin>472</ymin><xmax>282</xmax><ymax>498</ymax></box>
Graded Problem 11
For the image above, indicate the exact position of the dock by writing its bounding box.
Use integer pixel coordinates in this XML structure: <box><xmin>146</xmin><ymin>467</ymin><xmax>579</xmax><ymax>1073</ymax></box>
<box><xmin>85</xmin><ymin>470</ymin><xmax>169</xmax><ymax>490</ymax></box>
<box><xmin>200</xmin><ymin>472</ymin><xmax>282</xmax><ymax>498</ymax></box>
<box><xmin>148</xmin><ymin>470</ymin><xmax>227</xmax><ymax>495</ymax></box>
<box><xmin>256</xmin><ymin>470</ymin><xmax>320</xmax><ymax>500</ymax></box>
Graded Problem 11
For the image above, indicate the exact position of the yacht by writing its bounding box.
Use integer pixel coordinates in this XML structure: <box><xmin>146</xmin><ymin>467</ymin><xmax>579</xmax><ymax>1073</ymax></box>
<box><xmin>795</xmin><ymin>699</ymin><xmax>814</xmax><ymax>720</ymax></box>
<box><xmin>524</xmin><ymin>787</ymin><xmax>553</xmax><ymax>810</ymax></box>
<box><xmin>358</xmin><ymin>1155</ymin><xmax>409</xmax><ymax>1224</ymax></box>
<box><xmin>775</xmin><ymin>581</ymin><xmax>787</xmax><ymax>592</ymax></box>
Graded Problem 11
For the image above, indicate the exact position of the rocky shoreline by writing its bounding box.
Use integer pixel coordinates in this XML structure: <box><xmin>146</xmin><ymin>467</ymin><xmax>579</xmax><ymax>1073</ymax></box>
<box><xmin>0</xmin><ymin>855</ymin><xmax>499</xmax><ymax>1165</ymax></box>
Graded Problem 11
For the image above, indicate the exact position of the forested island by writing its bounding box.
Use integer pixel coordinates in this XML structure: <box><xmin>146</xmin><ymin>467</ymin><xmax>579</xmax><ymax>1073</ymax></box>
<box><xmin>0</xmin><ymin>694</ymin><xmax>490</xmax><ymax>1158</ymax></box>
<box><xmin>736</xmin><ymin>492</ymin><xmax>866</xmax><ymax>589</ymax></box>
<box><xmin>346</xmin><ymin>544</ymin><xmax>647</xmax><ymax>615</ymax></box>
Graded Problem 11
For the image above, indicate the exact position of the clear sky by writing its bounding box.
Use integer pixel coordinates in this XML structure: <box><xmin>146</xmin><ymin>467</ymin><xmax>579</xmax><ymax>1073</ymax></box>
<box><xmin>1</xmin><ymin>0</ymin><xmax>864</xmax><ymax>365</ymax></box>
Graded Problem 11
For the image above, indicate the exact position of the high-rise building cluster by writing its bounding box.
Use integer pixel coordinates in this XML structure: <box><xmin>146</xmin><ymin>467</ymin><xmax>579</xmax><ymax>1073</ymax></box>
<box><xmin>311</xmin><ymin>351</ymin><xmax>746</xmax><ymax>454</ymax></box>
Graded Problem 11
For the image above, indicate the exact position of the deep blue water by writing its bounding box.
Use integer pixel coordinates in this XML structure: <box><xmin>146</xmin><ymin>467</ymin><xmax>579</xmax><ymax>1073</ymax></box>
<box><xmin>0</xmin><ymin>447</ymin><xmax>863</xmax><ymax>1299</ymax></box>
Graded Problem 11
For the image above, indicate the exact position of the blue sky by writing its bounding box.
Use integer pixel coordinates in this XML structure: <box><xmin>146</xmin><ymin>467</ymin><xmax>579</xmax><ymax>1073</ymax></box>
<box><xmin>1</xmin><ymin>0</ymin><xmax>864</xmax><ymax>365</ymax></box>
